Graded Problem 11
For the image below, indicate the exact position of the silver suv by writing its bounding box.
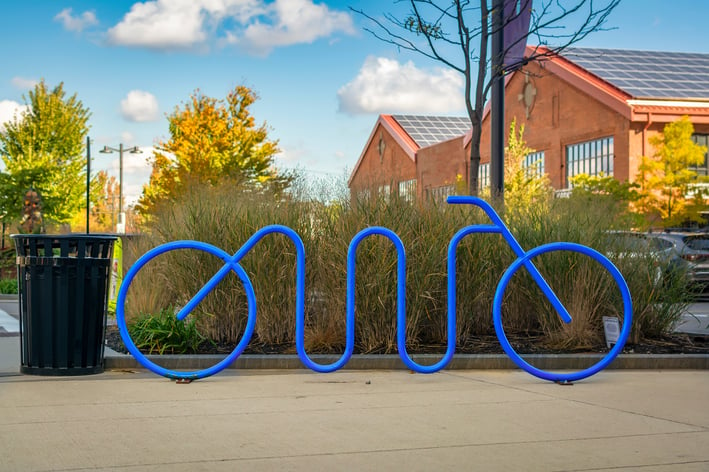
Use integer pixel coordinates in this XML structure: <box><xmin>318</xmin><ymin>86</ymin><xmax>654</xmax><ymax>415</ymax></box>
<box><xmin>603</xmin><ymin>231</ymin><xmax>675</xmax><ymax>285</ymax></box>
<box><xmin>645</xmin><ymin>232</ymin><xmax>709</xmax><ymax>286</ymax></box>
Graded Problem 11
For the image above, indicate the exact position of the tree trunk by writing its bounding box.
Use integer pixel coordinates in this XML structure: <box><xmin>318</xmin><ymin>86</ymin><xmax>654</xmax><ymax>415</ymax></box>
<box><xmin>468</xmin><ymin>115</ymin><xmax>483</xmax><ymax>195</ymax></box>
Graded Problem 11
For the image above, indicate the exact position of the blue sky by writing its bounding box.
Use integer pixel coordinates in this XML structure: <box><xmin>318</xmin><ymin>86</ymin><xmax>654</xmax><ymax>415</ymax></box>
<box><xmin>1</xmin><ymin>0</ymin><xmax>708</xmax><ymax>204</ymax></box>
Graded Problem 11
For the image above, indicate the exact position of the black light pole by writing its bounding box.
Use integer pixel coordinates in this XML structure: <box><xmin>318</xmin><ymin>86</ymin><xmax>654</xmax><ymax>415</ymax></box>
<box><xmin>491</xmin><ymin>0</ymin><xmax>505</xmax><ymax>200</ymax></box>
<box><xmin>86</xmin><ymin>136</ymin><xmax>91</xmax><ymax>233</ymax></box>
<box><xmin>99</xmin><ymin>143</ymin><xmax>141</xmax><ymax>233</ymax></box>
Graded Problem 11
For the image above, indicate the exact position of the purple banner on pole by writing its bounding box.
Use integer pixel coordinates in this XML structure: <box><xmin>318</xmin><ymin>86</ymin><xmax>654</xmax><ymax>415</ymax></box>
<box><xmin>503</xmin><ymin>0</ymin><xmax>532</xmax><ymax>72</ymax></box>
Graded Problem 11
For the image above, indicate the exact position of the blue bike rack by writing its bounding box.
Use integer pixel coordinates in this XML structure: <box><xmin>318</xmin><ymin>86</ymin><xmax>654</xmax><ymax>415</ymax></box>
<box><xmin>116</xmin><ymin>196</ymin><xmax>632</xmax><ymax>382</ymax></box>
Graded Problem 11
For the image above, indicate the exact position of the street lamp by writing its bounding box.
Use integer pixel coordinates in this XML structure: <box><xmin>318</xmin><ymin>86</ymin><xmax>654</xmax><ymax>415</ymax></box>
<box><xmin>99</xmin><ymin>143</ymin><xmax>142</xmax><ymax>233</ymax></box>
<box><xmin>86</xmin><ymin>136</ymin><xmax>91</xmax><ymax>233</ymax></box>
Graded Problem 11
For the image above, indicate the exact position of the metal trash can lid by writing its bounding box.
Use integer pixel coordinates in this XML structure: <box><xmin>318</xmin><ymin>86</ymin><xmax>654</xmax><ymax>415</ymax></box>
<box><xmin>11</xmin><ymin>234</ymin><xmax>118</xmax><ymax>259</ymax></box>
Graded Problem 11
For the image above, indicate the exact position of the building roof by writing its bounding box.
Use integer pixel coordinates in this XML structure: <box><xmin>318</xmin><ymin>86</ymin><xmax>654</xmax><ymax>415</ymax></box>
<box><xmin>565</xmin><ymin>48</ymin><xmax>709</xmax><ymax>100</ymax></box>
<box><xmin>352</xmin><ymin>47</ymin><xmax>709</xmax><ymax>187</ymax></box>
<box><xmin>392</xmin><ymin>115</ymin><xmax>471</xmax><ymax>148</ymax></box>
<box><xmin>512</xmin><ymin>45</ymin><xmax>709</xmax><ymax>126</ymax></box>
<box><xmin>348</xmin><ymin>114</ymin><xmax>469</xmax><ymax>185</ymax></box>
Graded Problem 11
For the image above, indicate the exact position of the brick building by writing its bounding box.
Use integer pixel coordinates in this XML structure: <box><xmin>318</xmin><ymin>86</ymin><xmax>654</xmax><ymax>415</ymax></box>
<box><xmin>348</xmin><ymin>47</ymin><xmax>709</xmax><ymax>201</ymax></box>
<box><xmin>347</xmin><ymin>114</ymin><xmax>471</xmax><ymax>202</ymax></box>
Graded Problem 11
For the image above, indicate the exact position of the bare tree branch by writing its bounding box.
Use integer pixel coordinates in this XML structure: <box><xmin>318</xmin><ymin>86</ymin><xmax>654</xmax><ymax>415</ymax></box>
<box><xmin>352</xmin><ymin>0</ymin><xmax>621</xmax><ymax>195</ymax></box>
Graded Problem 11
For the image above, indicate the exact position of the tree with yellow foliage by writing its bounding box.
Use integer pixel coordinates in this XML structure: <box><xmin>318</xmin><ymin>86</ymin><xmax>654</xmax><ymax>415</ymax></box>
<box><xmin>90</xmin><ymin>170</ymin><xmax>121</xmax><ymax>232</ymax></box>
<box><xmin>636</xmin><ymin>116</ymin><xmax>708</xmax><ymax>227</ymax></box>
<box><xmin>503</xmin><ymin>119</ymin><xmax>552</xmax><ymax>222</ymax></box>
<box><xmin>137</xmin><ymin>86</ymin><xmax>289</xmax><ymax>215</ymax></box>
<box><xmin>68</xmin><ymin>170</ymin><xmax>120</xmax><ymax>232</ymax></box>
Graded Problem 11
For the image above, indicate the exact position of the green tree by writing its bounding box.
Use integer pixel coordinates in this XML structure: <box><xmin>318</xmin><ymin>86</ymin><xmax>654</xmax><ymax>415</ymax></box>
<box><xmin>138</xmin><ymin>86</ymin><xmax>289</xmax><ymax>215</ymax></box>
<box><xmin>569</xmin><ymin>173</ymin><xmax>643</xmax><ymax>228</ymax></box>
<box><xmin>636</xmin><ymin>116</ymin><xmax>708</xmax><ymax>227</ymax></box>
<box><xmin>570</xmin><ymin>173</ymin><xmax>640</xmax><ymax>202</ymax></box>
<box><xmin>0</xmin><ymin>80</ymin><xmax>90</xmax><ymax>224</ymax></box>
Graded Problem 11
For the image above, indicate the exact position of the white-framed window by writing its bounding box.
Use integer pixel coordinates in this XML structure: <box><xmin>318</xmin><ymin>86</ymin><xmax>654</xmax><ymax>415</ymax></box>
<box><xmin>427</xmin><ymin>185</ymin><xmax>455</xmax><ymax>203</ymax></box>
<box><xmin>691</xmin><ymin>134</ymin><xmax>709</xmax><ymax>176</ymax></box>
<box><xmin>478</xmin><ymin>163</ymin><xmax>490</xmax><ymax>190</ymax></box>
<box><xmin>565</xmin><ymin>136</ymin><xmax>614</xmax><ymax>185</ymax></box>
<box><xmin>378</xmin><ymin>184</ymin><xmax>390</xmax><ymax>202</ymax></box>
<box><xmin>357</xmin><ymin>188</ymin><xmax>371</xmax><ymax>201</ymax></box>
<box><xmin>524</xmin><ymin>151</ymin><xmax>545</xmax><ymax>177</ymax></box>
<box><xmin>398</xmin><ymin>179</ymin><xmax>417</xmax><ymax>203</ymax></box>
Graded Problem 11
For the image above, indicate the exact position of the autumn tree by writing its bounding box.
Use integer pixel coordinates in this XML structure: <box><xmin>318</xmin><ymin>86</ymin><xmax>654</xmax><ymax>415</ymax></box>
<box><xmin>502</xmin><ymin>118</ymin><xmax>551</xmax><ymax>220</ymax></box>
<box><xmin>636</xmin><ymin>116</ymin><xmax>708</xmax><ymax>227</ymax></box>
<box><xmin>68</xmin><ymin>170</ymin><xmax>121</xmax><ymax>232</ymax></box>
<box><xmin>0</xmin><ymin>80</ymin><xmax>90</xmax><ymax>224</ymax></box>
<box><xmin>353</xmin><ymin>0</ymin><xmax>620</xmax><ymax>194</ymax></box>
<box><xmin>138</xmin><ymin>86</ymin><xmax>288</xmax><ymax>215</ymax></box>
<box><xmin>91</xmin><ymin>171</ymin><xmax>121</xmax><ymax>231</ymax></box>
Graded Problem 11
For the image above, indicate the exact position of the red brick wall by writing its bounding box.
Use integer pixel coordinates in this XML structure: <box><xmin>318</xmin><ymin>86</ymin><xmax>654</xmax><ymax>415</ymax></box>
<box><xmin>477</xmin><ymin>61</ymin><xmax>629</xmax><ymax>189</ymax></box>
<box><xmin>351</xmin><ymin>65</ymin><xmax>709</xmax><ymax>199</ymax></box>
<box><xmin>416</xmin><ymin>136</ymin><xmax>466</xmax><ymax>198</ymax></box>
<box><xmin>349</xmin><ymin>123</ymin><xmax>417</xmax><ymax>198</ymax></box>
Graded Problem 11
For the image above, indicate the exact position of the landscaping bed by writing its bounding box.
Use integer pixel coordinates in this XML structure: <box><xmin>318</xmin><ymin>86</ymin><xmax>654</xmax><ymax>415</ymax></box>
<box><xmin>104</xmin><ymin>324</ymin><xmax>709</xmax><ymax>356</ymax></box>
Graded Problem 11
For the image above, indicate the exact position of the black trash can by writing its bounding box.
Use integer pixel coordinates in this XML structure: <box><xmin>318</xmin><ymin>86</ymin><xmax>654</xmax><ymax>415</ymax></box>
<box><xmin>12</xmin><ymin>234</ymin><xmax>117</xmax><ymax>375</ymax></box>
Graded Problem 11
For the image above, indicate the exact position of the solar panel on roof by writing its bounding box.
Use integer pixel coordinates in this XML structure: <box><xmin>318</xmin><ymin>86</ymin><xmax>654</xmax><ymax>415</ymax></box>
<box><xmin>392</xmin><ymin>115</ymin><xmax>471</xmax><ymax>148</ymax></box>
<box><xmin>565</xmin><ymin>48</ymin><xmax>709</xmax><ymax>99</ymax></box>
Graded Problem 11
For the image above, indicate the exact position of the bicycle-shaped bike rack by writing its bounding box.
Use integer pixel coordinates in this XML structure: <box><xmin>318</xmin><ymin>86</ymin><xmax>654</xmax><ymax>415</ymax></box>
<box><xmin>116</xmin><ymin>196</ymin><xmax>633</xmax><ymax>382</ymax></box>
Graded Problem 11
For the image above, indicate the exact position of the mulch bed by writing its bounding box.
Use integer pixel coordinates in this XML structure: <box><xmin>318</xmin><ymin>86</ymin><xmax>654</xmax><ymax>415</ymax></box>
<box><xmin>104</xmin><ymin>325</ymin><xmax>709</xmax><ymax>356</ymax></box>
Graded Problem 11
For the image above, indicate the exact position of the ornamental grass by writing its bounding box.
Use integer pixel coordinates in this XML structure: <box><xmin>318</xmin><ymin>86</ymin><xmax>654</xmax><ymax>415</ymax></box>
<box><xmin>122</xmin><ymin>178</ymin><xmax>692</xmax><ymax>354</ymax></box>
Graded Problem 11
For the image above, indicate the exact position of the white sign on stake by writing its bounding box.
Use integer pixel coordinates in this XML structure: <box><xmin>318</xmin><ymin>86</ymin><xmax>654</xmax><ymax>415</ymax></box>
<box><xmin>603</xmin><ymin>316</ymin><xmax>621</xmax><ymax>349</ymax></box>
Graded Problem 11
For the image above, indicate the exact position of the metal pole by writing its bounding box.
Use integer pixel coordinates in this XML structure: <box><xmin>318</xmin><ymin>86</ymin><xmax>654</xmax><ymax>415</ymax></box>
<box><xmin>86</xmin><ymin>136</ymin><xmax>91</xmax><ymax>233</ymax></box>
<box><xmin>119</xmin><ymin>143</ymin><xmax>123</xmax><ymax>226</ymax></box>
<box><xmin>491</xmin><ymin>0</ymin><xmax>505</xmax><ymax>200</ymax></box>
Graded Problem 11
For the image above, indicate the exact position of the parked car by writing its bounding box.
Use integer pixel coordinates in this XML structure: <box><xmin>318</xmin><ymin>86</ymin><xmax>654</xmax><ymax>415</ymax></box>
<box><xmin>645</xmin><ymin>232</ymin><xmax>709</xmax><ymax>287</ymax></box>
<box><xmin>602</xmin><ymin>231</ymin><xmax>675</xmax><ymax>285</ymax></box>
<box><xmin>604</xmin><ymin>230</ymin><xmax>709</xmax><ymax>290</ymax></box>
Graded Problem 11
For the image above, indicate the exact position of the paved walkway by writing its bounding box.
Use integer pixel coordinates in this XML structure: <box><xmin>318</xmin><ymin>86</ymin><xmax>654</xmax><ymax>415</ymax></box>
<box><xmin>0</xmin><ymin>369</ymin><xmax>707</xmax><ymax>471</ymax></box>
<box><xmin>1</xmin><ymin>303</ymin><xmax>708</xmax><ymax>375</ymax></box>
<box><xmin>0</xmin><ymin>309</ymin><xmax>18</xmax><ymax>336</ymax></box>
<box><xmin>2</xmin><ymin>300</ymin><xmax>708</xmax><ymax>470</ymax></box>
<box><xmin>675</xmin><ymin>303</ymin><xmax>709</xmax><ymax>335</ymax></box>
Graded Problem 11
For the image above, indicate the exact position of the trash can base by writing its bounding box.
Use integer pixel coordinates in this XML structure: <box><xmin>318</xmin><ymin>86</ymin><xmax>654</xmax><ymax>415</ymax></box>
<box><xmin>21</xmin><ymin>365</ymin><xmax>104</xmax><ymax>376</ymax></box>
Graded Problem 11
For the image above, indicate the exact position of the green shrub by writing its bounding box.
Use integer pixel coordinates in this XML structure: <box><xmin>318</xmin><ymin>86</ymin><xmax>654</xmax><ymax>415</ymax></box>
<box><xmin>0</xmin><ymin>248</ymin><xmax>16</xmax><ymax>279</ymax></box>
<box><xmin>127</xmin><ymin>308</ymin><xmax>214</xmax><ymax>354</ymax></box>
<box><xmin>0</xmin><ymin>278</ymin><xmax>18</xmax><ymax>294</ymax></box>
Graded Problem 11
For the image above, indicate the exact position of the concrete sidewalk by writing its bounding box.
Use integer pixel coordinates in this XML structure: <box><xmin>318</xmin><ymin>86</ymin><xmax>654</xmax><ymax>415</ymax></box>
<box><xmin>0</xmin><ymin>369</ymin><xmax>707</xmax><ymax>471</ymax></box>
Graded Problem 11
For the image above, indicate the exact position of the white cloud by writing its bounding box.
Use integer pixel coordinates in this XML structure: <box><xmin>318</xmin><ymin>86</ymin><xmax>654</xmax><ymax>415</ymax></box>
<box><xmin>11</xmin><ymin>77</ymin><xmax>38</xmax><ymax>90</ymax></box>
<box><xmin>0</xmin><ymin>100</ymin><xmax>28</xmax><ymax>131</ymax></box>
<box><xmin>105</xmin><ymin>146</ymin><xmax>154</xmax><ymax>205</ymax></box>
<box><xmin>337</xmin><ymin>57</ymin><xmax>465</xmax><ymax>115</ymax></box>
<box><xmin>120</xmin><ymin>90</ymin><xmax>159</xmax><ymax>122</ymax></box>
<box><xmin>274</xmin><ymin>146</ymin><xmax>306</xmax><ymax>165</ymax></box>
<box><xmin>107</xmin><ymin>0</ymin><xmax>212</xmax><ymax>49</ymax></box>
<box><xmin>54</xmin><ymin>8</ymin><xmax>98</xmax><ymax>32</ymax></box>
<box><xmin>121</xmin><ymin>131</ymin><xmax>136</xmax><ymax>143</ymax></box>
<box><xmin>232</xmin><ymin>0</ymin><xmax>355</xmax><ymax>55</ymax></box>
<box><xmin>106</xmin><ymin>0</ymin><xmax>353</xmax><ymax>54</ymax></box>
<box><xmin>119</xmin><ymin>146</ymin><xmax>153</xmax><ymax>173</ymax></box>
